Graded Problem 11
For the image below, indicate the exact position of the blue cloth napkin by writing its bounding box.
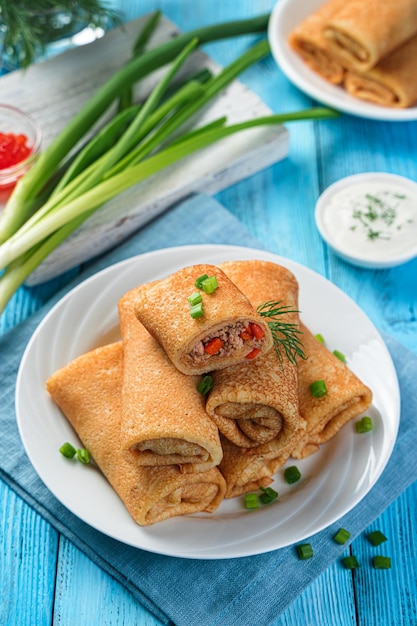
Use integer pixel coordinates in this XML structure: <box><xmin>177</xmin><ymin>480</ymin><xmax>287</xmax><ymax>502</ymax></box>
<box><xmin>1</xmin><ymin>193</ymin><xmax>416</xmax><ymax>626</ymax></box>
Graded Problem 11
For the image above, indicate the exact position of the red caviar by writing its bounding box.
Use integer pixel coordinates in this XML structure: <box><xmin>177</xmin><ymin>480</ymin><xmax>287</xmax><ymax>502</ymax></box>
<box><xmin>0</xmin><ymin>132</ymin><xmax>32</xmax><ymax>170</ymax></box>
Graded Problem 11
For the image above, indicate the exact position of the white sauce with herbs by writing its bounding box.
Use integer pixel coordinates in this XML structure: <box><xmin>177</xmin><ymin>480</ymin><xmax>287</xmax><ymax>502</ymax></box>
<box><xmin>319</xmin><ymin>177</ymin><xmax>417</xmax><ymax>264</ymax></box>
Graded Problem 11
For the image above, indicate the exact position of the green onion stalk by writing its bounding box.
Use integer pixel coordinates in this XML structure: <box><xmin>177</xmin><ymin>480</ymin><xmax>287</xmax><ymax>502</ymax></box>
<box><xmin>0</xmin><ymin>13</ymin><xmax>272</xmax><ymax>240</ymax></box>
<box><xmin>0</xmin><ymin>17</ymin><xmax>340</xmax><ymax>315</ymax></box>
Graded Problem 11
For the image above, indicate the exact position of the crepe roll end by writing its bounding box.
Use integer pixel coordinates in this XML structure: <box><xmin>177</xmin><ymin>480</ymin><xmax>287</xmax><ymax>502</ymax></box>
<box><xmin>134</xmin><ymin>263</ymin><xmax>273</xmax><ymax>375</ymax></box>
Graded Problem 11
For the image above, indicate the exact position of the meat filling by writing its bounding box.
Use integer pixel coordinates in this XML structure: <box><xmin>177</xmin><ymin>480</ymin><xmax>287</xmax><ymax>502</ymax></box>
<box><xmin>190</xmin><ymin>321</ymin><xmax>266</xmax><ymax>364</ymax></box>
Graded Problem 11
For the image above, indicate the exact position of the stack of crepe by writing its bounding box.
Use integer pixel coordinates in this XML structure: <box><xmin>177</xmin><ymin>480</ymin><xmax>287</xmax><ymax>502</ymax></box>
<box><xmin>288</xmin><ymin>0</ymin><xmax>417</xmax><ymax>108</ymax></box>
<box><xmin>212</xmin><ymin>260</ymin><xmax>372</xmax><ymax>497</ymax></box>
<box><xmin>46</xmin><ymin>342</ymin><xmax>226</xmax><ymax>526</ymax></box>
<box><xmin>46</xmin><ymin>259</ymin><xmax>373</xmax><ymax>526</ymax></box>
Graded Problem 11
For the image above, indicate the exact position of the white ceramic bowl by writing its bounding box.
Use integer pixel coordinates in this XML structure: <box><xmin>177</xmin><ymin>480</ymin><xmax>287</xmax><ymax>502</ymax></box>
<box><xmin>315</xmin><ymin>173</ymin><xmax>417</xmax><ymax>269</ymax></box>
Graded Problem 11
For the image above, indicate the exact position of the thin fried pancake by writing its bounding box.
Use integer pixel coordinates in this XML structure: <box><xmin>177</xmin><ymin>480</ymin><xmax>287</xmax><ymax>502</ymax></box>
<box><xmin>133</xmin><ymin>264</ymin><xmax>273</xmax><ymax>375</ymax></box>
<box><xmin>46</xmin><ymin>343</ymin><xmax>226</xmax><ymax>525</ymax></box>
<box><xmin>118</xmin><ymin>288</ymin><xmax>222</xmax><ymax>472</ymax></box>
<box><xmin>288</xmin><ymin>0</ymin><xmax>346</xmax><ymax>84</ymax></box>
<box><xmin>323</xmin><ymin>0</ymin><xmax>417</xmax><ymax>72</ymax></box>
<box><xmin>344</xmin><ymin>34</ymin><xmax>417</xmax><ymax>108</ymax></box>
<box><xmin>205</xmin><ymin>260</ymin><xmax>305</xmax><ymax>448</ymax></box>
<box><xmin>292</xmin><ymin>323</ymin><xmax>373</xmax><ymax>458</ymax></box>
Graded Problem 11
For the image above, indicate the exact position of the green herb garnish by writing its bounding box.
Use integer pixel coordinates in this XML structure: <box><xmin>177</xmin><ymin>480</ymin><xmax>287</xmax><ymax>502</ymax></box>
<box><xmin>350</xmin><ymin>190</ymin><xmax>411</xmax><ymax>241</ymax></box>
<box><xmin>244</xmin><ymin>493</ymin><xmax>259</xmax><ymax>510</ymax></box>
<box><xmin>284</xmin><ymin>465</ymin><xmax>301</xmax><ymax>484</ymax></box>
<box><xmin>309</xmin><ymin>380</ymin><xmax>327</xmax><ymax>398</ymax></box>
<box><xmin>356</xmin><ymin>416</ymin><xmax>373</xmax><ymax>433</ymax></box>
<box><xmin>77</xmin><ymin>448</ymin><xmax>91</xmax><ymax>464</ymax></box>
<box><xmin>333</xmin><ymin>528</ymin><xmax>351</xmax><ymax>545</ymax></box>
<box><xmin>59</xmin><ymin>442</ymin><xmax>77</xmax><ymax>459</ymax></box>
<box><xmin>333</xmin><ymin>349</ymin><xmax>346</xmax><ymax>362</ymax></box>
<box><xmin>201</xmin><ymin>275</ymin><xmax>219</xmax><ymax>294</ymax></box>
<box><xmin>187</xmin><ymin>291</ymin><xmax>203</xmax><ymax>306</ymax></box>
<box><xmin>190</xmin><ymin>302</ymin><xmax>204</xmax><ymax>319</ymax></box>
<box><xmin>259</xmin><ymin>487</ymin><xmax>278</xmax><ymax>504</ymax></box>
<box><xmin>297</xmin><ymin>543</ymin><xmax>314</xmax><ymax>560</ymax></box>
<box><xmin>342</xmin><ymin>555</ymin><xmax>360</xmax><ymax>570</ymax></box>
<box><xmin>373</xmin><ymin>556</ymin><xmax>391</xmax><ymax>570</ymax></box>
<box><xmin>197</xmin><ymin>375</ymin><xmax>214</xmax><ymax>396</ymax></box>
<box><xmin>257</xmin><ymin>300</ymin><xmax>306</xmax><ymax>365</ymax></box>
<box><xmin>367</xmin><ymin>530</ymin><xmax>387</xmax><ymax>546</ymax></box>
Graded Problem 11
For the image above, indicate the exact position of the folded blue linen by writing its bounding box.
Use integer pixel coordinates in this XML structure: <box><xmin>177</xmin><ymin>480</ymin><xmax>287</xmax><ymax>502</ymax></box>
<box><xmin>1</xmin><ymin>193</ymin><xmax>416</xmax><ymax>626</ymax></box>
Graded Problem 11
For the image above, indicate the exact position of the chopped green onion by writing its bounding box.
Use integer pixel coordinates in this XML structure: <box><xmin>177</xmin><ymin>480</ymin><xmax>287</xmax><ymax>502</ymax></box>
<box><xmin>373</xmin><ymin>556</ymin><xmax>391</xmax><ymax>570</ymax></box>
<box><xmin>0</xmin><ymin>14</ymin><xmax>273</xmax><ymax>241</ymax></box>
<box><xmin>195</xmin><ymin>274</ymin><xmax>209</xmax><ymax>289</ymax></box>
<box><xmin>190</xmin><ymin>302</ymin><xmax>204</xmax><ymax>319</ymax></box>
<box><xmin>333</xmin><ymin>350</ymin><xmax>346</xmax><ymax>363</ymax></box>
<box><xmin>197</xmin><ymin>375</ymin><xmax>214</xmax><ymax>396</ymax></box>
<box><xmin>297</xmin><ymin>543</ymin><xmax>314</xmax><ymax>560</ymax></box>
<box><xmin>0</xmin><ymin>22</ymin><xmax>339</xmax><ymax>315</ymax></box>
<box><xmin>59</xmin><ymin>442</ymin><xmax>76</xmax><ymax>459</ymax></box>
<box><xmin>356</xmin><ymin>416</ymin><xmax>373</xmax><ymax>433</ymax></box>
<box><xmin>201</xmin><ymin>275</ymin><xmax>219</xmax><ymax>294</ymax></box>
<box><xmin>315</xmin><ymin>333</ymin><xmax>325</xmax><ymax>344</ymax></box>
<box><xmin>342</xmin><ymin>555</ymin><xmax>360</xmax><ymax>569</ymax></box>
<box><xmin>309</xmin><ymin>380</ymin><xmax>327</xmax><ymax>398</ymax></box>
<box><xmin>244</xmin><ymin>493</ymin><xmax>259</xmax><ymax>510</ymax></box>
<box><xmin>284</xmin><ymin>465</ymin><xmax>301</xmax><ymax>484</ymax></box>
<box><xmin>259</xmin><ymin>487</ymin><xmax>278</xmax><ymax>504</ymax></box>
<box><xmin>187</xmin><ymin>291</ymin><xmax>203</xmax><ymax>306</ymax></box>
<box><xmin>76</xmin><ymin>448</ymin><xmax>91</xmax><ymax>465</ymax></box>
<box><xmin>333</xmin><ymin>528</ymin><xmax>351</xmax><ymax>545</ymax></box>
<box><xmin>367</xmin><ymin>530</ymin><xmax>387</xmax><ymax>546</ymax></box>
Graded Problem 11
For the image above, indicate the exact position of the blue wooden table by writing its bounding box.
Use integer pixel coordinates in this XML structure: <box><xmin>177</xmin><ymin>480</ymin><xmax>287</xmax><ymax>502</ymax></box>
<box><xmin>1</xmin><ymin>1</ymin><xmax>417</xmax><ymax>624</ymax></box>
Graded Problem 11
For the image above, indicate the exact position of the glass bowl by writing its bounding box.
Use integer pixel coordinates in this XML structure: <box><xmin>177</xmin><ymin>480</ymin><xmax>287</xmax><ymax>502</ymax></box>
<box><xmin>0</xmin><ymin>104</ymin><xmax>41</xmax><ymax>193</ymax></box>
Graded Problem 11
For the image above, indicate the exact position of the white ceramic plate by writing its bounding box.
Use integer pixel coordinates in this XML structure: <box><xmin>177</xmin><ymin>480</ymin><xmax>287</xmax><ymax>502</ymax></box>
<box><xmin>268</xmin><ymin>0</ymin><xmax>417</xmax><ymax>121</ymax></box>
<box><xmin>16</xmin><ymin>245</ymin><xmax>400</xmax><ymax>559</ymax></box>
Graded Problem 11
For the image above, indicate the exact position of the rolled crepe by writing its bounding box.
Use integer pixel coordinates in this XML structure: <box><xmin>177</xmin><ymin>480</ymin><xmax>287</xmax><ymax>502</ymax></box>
<box><xmin>292</xmin><ymin>322</ymin><xmax>373</xmax><ymax>459</ymax></box>
<box><xmin>344</xmin><ymin>34</ymin><xmax>417</xmax><ymax>108</ymax></box>
<box><xmin>323</xmin><ymin>0</ymin><xmax>417</xmax><ymax>72</ymax></box>
<box><xmin>118</xmin><ymin>288</ymin><xmax>223</xmax><ymax>472</ymax></box>
<box><xmin>46</xmin><ymin>342</ymin><xmax>226</xmax><ymax>526</ymax></box>
<box><xmin>205</xmin><ymin>260</ymin><xmax>305</xmax><ymax>448</ymax></box>
<box><xmin>133</xmin><ymin>263</ymin><xmax>273</xmax><ymax>375</ymax></box>
<box><xmin>288</xmin><ymin>0</ymin><xmax>346</xmax><ymax>84</ymax></box>
<box><xmin>219</xmin><ymin>432</ymin><xmax>300</xmax><ymax>499</ymax></box>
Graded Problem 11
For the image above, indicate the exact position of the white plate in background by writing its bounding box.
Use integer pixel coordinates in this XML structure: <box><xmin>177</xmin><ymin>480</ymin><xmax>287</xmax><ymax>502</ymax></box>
<box><xmin>268</xmin><ymin>0</ymin><xmax>417</xmax><ymax>121</ymax></box>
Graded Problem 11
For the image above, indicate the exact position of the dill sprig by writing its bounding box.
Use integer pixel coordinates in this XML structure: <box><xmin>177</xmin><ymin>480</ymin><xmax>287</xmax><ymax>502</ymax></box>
<box><xmin>257</xmin><ymin>300</ymin><xmax>306</xmax><ymax>366</ymax></box>
<box><xmin>0</xmin><ymin>1</ymin><xmax>121</xmax><ymax>69</ymax></box>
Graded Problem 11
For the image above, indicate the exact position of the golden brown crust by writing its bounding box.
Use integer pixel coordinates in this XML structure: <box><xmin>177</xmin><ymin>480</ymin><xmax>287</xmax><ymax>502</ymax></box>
<box><xmin>219</xmin><ymin>432</ymin><xmax>299</xmax><ymax>498</ymax></box>
<box><xmin>118</xmin><ymin>288</ymin><xmax>223</xmax><ymax>471</ymax></box>
<box><xmin>292</xmin><ymin>322</ymin><xmax>373</xmax><ymax>459</ymax></box>
<box><xmin>323</xmin><ymin>0</ymin><xmax>417</xmax><ymax>71</ymax></box>
<box><xmin>45</xmin><ymin>343</ymin><xmax>226</xmax><ymax>525</ymax></box>
<box><xmin>288</xmin><ymin>0</ymin><xmax>346</xmax><ymax>84</ymax></box>
<box><xmin>133</xmin><ymin>264</ymin><xmax>273</xmax><ymax>375</ymax></box>
<box><xmin>206</xmin><ymin>260</ymin><xmax>304</xmax><ymax>449</ymax></box>
<box><xmin>344</xmin><ymin>34</ymin><xmax>417</xmax><ymax>108</ymax></box>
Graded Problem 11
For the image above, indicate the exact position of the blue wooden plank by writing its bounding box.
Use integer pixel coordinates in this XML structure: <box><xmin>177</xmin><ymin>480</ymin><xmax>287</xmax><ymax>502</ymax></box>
<box><xmin>0</xmin><ymin>480</ymin><xmax>58</xmax><ymax>626</ymax></box>
<box><xmin>1</xmin><ymin>1</ymin><xmax>416</xmax><ymax>625</ymax></box>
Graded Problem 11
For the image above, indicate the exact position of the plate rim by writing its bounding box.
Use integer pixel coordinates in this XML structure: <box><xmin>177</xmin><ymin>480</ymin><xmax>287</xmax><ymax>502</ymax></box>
<box><xmin>15</xmin><ymin>243</ymin><xmax>401</xmax><ymax>559</ymax></box>
<box><xmin>268</xmin><ymin>0</ymin><xmax>417</xmax><ymax>122</ymax></box>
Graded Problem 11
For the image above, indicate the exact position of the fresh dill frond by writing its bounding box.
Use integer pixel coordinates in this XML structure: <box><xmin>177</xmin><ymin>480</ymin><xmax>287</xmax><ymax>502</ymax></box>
<box><xmin>0</xmin><ymin>1</ymin><xmax>121</xmax><ymax>68</ymax></box>
<box><xmin>257</xmin><ymin>300</ymin><xmax>306</xmax><ymax>366</ymax></box>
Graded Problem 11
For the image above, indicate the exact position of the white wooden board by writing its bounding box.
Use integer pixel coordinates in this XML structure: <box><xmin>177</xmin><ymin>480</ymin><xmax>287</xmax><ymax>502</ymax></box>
<box><xmin>0</xmin><ymin>15</ymin><xmax>288</xmax><ymax>285</ymax></box>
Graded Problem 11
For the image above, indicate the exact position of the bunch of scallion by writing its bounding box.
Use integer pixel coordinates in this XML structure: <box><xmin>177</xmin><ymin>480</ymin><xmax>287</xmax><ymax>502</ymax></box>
<box><xmin>0</xmin><ymin>13</ymin><xmax>339</xmax><ymax>315</ymax></box>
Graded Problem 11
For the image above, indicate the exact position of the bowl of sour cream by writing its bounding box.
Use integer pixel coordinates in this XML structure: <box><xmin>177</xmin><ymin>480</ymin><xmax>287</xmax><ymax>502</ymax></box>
<box><xmin>315</xmin><ymin>172</ymin><xmax>417</xmax><ymax>269</ymax></box>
